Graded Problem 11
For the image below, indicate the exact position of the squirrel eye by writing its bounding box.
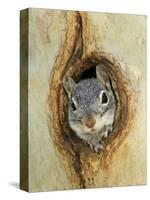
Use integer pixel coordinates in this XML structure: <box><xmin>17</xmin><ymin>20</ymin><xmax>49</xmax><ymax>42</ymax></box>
<box><xmin>71</xmin><ymin>101</ymin><xmax>77</xmax><ymax>111</ymax></box>
<box><xmin>101</xmin><ymin>92</ymin><xmax>108</xmax><ymax>104</ymax></box>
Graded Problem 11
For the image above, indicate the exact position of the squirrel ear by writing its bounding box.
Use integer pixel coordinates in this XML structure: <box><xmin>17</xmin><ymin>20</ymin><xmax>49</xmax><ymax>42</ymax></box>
<box><xmin>96</xmin><ymin>64</ymin><xmax>111</xmax><ymax>90</ymax></box>
<box><xmin>62</xmin><ymin>75</ymin><xmax>76</xmax><ymax>97</ymax></box>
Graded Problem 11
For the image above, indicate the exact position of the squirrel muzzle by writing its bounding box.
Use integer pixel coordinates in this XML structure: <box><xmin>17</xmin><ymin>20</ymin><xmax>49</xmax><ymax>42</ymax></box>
<box><xmin>83</xmin><ymin>115</ymin><xmax>96</xmax><ymax>129</ymax></box>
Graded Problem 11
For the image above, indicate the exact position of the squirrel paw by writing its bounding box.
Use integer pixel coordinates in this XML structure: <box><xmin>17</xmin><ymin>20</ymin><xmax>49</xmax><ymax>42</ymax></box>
<box><xmin>103</xmin><ymin>131</ymin><xmax>108</xmax><ymax>138</ymax></box>
<box><xmin>107</xmin><ymin>125</ymin><xmax>113</xmax><ymax>136</ymax></box>
<box><xmin>102</xmin><ymin>125</ymin><xmax>113</xmax><ymax>138</ymax></box>
<box><xmin>94</xmin><ymin>143</ymin><xmax>103</xmax><ymax>152</ymax></box>
<box><xmin>88</xmin><ymin>141</ymin><xmax>103</xmax><ymax>152</ymax></box>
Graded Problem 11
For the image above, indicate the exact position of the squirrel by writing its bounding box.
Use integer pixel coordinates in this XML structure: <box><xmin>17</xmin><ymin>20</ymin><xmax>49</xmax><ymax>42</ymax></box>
<box><xmin>63</xmin><ymin>64</ymin><xmax>116</xmax><ymax>152</ymax></box>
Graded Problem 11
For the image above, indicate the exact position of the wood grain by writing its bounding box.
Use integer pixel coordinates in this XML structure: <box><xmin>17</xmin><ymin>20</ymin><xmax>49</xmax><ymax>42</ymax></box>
<box><xmin>20</xmin><ymin>8</ymin><xmax>147</xmax><ymax>192</ymax></box>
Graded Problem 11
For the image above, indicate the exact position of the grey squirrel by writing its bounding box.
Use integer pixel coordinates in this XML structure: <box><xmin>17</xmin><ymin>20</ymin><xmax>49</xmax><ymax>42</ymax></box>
<box><xmin>63</xmin><ymin>64</ymin><xmax>116</xmax><ymax>152</ymax></box>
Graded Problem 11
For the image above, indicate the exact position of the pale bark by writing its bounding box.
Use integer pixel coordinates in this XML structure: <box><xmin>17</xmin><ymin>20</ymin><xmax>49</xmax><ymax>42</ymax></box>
<box><xmin>20</xmin><ymin>8</ymin><xmax>146</xmax><ymax>192</ymax></box>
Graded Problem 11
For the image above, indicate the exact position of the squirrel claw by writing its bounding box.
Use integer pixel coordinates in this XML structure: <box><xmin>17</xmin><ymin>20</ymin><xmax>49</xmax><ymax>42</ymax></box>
<box><xmin>94</xmin><ymin>144</ymin><xmax>103</xmax><ymax>152</ymax></box>
<box><xmin>89</xmin><ymin>144</ymin><xmax>94</xmax><ymax>150</ymax></box>
<box><xmin>94</xmin><ymin>145</ymin><xmax>99</xmax><ymax>152</ymax></box>
<box><xmin>88</xmin><ymin>142</ymin><xmax>103</xmax><ymax>152</ymax></box>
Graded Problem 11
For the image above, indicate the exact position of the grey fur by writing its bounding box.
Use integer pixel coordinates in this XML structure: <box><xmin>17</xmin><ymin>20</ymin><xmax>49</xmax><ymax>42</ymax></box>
<box><xmin>73</xmin><ymin>78</ymin><xmax>102</xmax><ymax>110</ymax></box>
<box><xmin>63</xmin><ymin>65</ymin><xmax>116</xmax><ymax>152</ymax></box>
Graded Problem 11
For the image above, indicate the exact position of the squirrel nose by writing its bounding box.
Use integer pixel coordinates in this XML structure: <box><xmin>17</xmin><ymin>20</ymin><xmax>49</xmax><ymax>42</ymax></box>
<box><xmin>83</xmin><ymin>115</ymin><xmax>96</xmax><ymax>128</ymax></box>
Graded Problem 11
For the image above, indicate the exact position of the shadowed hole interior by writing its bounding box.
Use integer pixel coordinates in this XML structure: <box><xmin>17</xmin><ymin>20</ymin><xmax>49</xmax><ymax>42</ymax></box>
<box><xmin>79</xmin><ymin>66</ymin><xmax>96</xmax><ymax>80</ymax></box>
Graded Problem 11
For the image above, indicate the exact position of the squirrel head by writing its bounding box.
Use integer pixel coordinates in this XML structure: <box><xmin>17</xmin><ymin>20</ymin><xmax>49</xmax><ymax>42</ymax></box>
<box><xmin>63</xmin><ymin>64</ymin><xmax>116</xmax><ymax>136</ymax></box>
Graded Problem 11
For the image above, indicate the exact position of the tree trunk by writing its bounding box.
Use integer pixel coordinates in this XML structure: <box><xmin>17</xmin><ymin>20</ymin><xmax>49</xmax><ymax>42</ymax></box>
<box><xmin>20</xmin><ymin>8</ymin><xmax>146</xmax><ymax>192</ymax></box>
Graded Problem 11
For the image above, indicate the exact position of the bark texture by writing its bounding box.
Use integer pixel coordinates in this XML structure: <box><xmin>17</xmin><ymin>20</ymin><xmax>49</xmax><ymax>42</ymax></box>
<box><xmin>20</xmin><ymin>8</ymin><xmax>147</xmax><ymax>192</ymax></box>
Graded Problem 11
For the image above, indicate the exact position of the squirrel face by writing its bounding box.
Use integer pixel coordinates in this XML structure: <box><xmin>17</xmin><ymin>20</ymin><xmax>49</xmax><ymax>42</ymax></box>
<box><xmin>63</xmin><ymin>64</ymin><xmax>116</xmax><ymax>151</ymax></box>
